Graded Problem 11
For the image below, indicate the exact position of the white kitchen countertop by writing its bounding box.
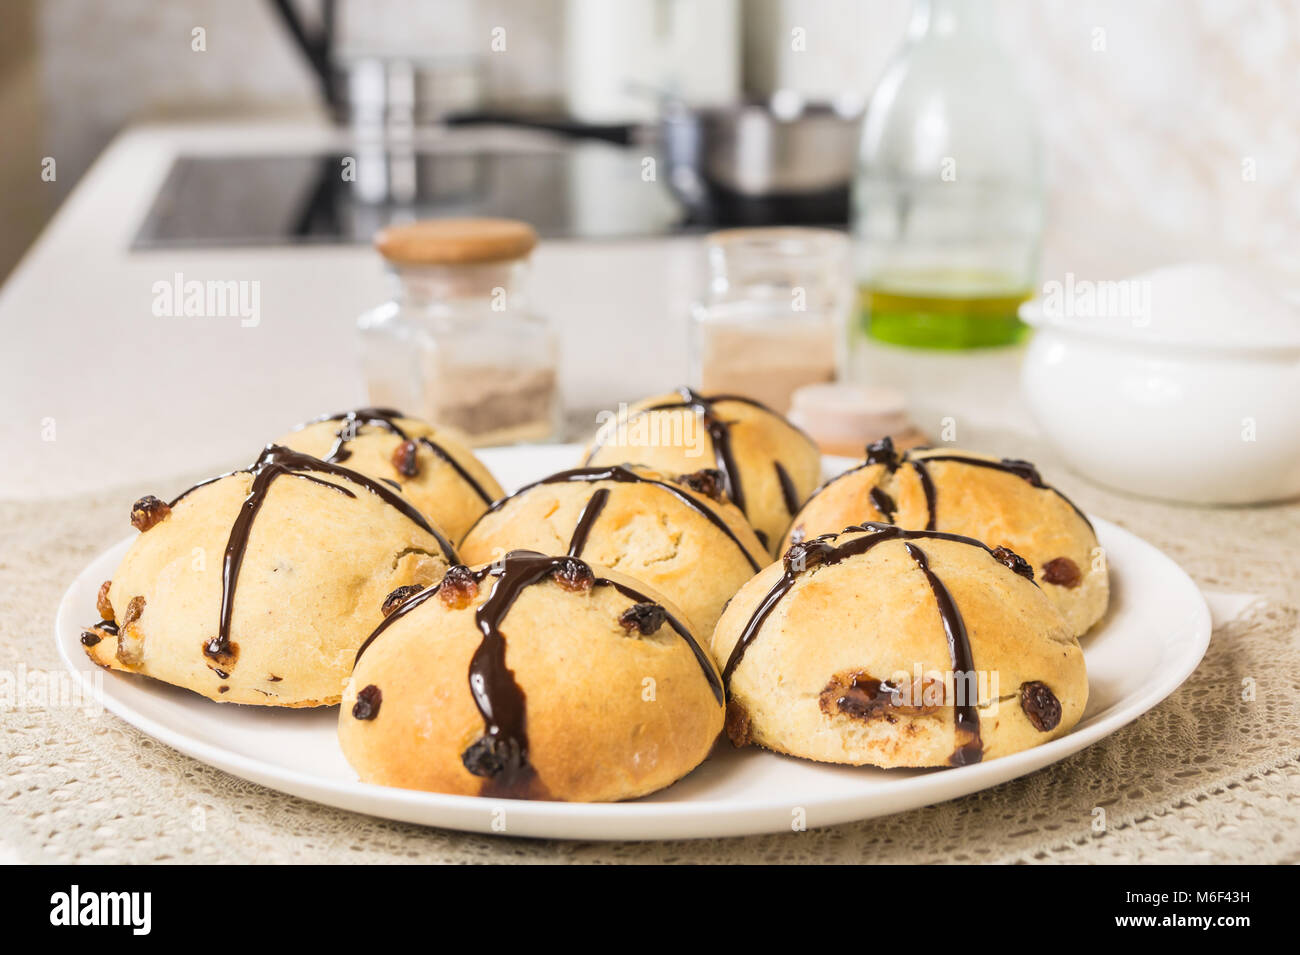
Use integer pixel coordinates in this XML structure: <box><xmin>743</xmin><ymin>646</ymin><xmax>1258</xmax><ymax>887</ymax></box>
<box><xmin>0</xmin><ymin>119</ymin><xmax>707</xmax><ymax>498</ymax></box>
<box><xmin>2</xmin><ymin>117</ymin><xmax>1042</xmax><ymax>501</ymax></box>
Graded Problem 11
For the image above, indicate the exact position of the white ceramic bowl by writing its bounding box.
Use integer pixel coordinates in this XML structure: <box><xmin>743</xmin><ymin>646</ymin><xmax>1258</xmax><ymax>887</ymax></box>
<box><xmin>1020</xmin><ymin>264</ymin><xmax>1300</xmax><ymax>504</ymax></box>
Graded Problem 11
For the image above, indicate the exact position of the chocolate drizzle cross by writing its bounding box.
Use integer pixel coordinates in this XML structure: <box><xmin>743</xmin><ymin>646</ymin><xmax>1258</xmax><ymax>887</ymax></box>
<box><xmin>355</xmin><ymin>550</ymin><xmax>723</xmax><ymax>798</ymax></box>
<box><xmin>805</xmin><ymin>436</ymin><xmax>1093</xmax><ymax>534</ymax></box>
<box><xmin>464</xmin><ymin>464</ymin><xmax>763</xmax><ymax>573</ymax></box>
<box><xmin>582</xmin><ymin>388</ymin><xmax>813</xmax><ymax>524</ymax></box>
<box><xmin>566</xmin><ymin>487</ymin><xmax>610</xmax><ymax>557</ymax></box>
<box><xmin>723</xmin><ymin>522</ymin><xmax>1009</xmax><ymax>766</ymax></box>
<box><xmin>312</xmin><ymin>407</ymin><xmax>494</xmax><ymax>505</ymax></box>
<box><xmin>170</xmin><ymin>445</ymin><xmax>457</xmax><ymax>666</ymax></box>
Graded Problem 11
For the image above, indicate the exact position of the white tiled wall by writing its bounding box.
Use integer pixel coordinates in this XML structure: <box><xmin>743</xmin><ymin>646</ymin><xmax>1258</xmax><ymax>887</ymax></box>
<box><xmin>32</xmin><ymin>0</ymin><xmax>1300</xmax><ymax>277</ymax></box>
<box><xmin>751</xmin><ymin>0</ymin><xmax>1300</xmax><ymax>277</ymax></box>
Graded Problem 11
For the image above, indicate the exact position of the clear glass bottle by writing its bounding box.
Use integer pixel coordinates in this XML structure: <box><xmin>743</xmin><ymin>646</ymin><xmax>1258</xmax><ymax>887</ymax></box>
<box><xmin>852</xmin><ymin>0</ymin><xmax>1044</xmax><ymax>349</ymax></box>
<box><xmin>689</xmin><ymin>227</ymin><xmax>849</xmax><ymax>415</ymax></box>
<box><xmin>357</xmin><ymin>219</ymin><xmax>560</xmax><ymax>445</ymax></box>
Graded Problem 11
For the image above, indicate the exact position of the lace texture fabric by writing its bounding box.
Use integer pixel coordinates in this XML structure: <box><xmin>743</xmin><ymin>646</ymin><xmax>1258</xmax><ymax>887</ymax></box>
<box><xmin>2</xmin><ymin>450</ymin><xmax>1298</xmax><ymax>864</ymax></box>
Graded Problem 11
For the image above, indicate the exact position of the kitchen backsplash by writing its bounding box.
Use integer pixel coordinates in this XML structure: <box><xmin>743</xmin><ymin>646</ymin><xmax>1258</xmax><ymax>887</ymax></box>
<box><xmin>29</xmin><ymin>0</ymin><xmax>1300</xmax><ymax>279</ymax></box>
<box><xmin>1002</xmin><ymin>0</ymin><xmax>1300</xmax><ymax>280</ymax></box>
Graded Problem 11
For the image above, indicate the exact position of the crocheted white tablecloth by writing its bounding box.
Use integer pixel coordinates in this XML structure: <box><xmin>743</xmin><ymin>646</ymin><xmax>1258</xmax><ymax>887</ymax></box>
<box><xmin>3</xmin><ymin>451</ymin><xmax>1297</xmax><ymax>864</ymax></box>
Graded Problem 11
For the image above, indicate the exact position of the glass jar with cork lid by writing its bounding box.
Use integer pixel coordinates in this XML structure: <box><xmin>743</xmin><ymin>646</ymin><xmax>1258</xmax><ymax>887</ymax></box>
<box><xmin>357</xmin><ymin>218</ymin><xmax>560</xmax><ymax>445</ymax></box>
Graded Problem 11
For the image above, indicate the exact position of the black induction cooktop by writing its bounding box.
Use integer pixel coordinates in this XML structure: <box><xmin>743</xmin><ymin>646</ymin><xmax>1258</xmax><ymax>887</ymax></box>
<box><xmin>132</xmin><ymin>144</ymin><xmax>849</xmax><ymax>248</ymax></box>
<box><xmin>132</xmin><ymin>147</ymin><xmax>689</xmax><ymax>248</ymax></box>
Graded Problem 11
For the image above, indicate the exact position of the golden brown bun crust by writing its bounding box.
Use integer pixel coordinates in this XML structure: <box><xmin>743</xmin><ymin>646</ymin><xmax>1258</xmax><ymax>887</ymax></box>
<box><xmin>339</xmin><ymin>560</ymin><xmax>724</xmax><ymax>802</ymax></box>
<box><xmin>84</xmin><ymin>468</ymin><xmax>451</xmax><ymax>706</ymax></box>
<box><xmin>459</xmin><ymin>465</ymin><xmax>767</xmax><ymax>634</ymax></box>
<box><xmin>781</xmin><ymin>446</ymin><xmax>1108</xmax><ymax>636</ymax></box>
<box><xmin>278</xmin><ymin>413</ymin><xmax>503</xmax><ymax>542</ymax></box>
<box><xmin>711</xmin><ymin>527</ymin><xmax>1087</xmax><ymax>767</ymax></box>
<box><xmin>581</xmin><ymin>390</ymin><xmax>821</xmax><ymax>553</ymax></box>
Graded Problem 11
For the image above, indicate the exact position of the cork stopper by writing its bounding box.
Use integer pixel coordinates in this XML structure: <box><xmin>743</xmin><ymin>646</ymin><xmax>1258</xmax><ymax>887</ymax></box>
<box><xmin>374</xmin><ymin>218</ymin><xmax>538</xmax><ymax>266</ymax></box>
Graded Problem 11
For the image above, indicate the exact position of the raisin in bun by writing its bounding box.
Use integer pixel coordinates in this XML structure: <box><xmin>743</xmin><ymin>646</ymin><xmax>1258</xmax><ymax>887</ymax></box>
<box><xmin>580</xmin><ymin>388</ymin><xmax>821</xmax><ymax>554</ymax></box>
<box><xmin>340</xmin><ymin>552</ymin><xmax>724</xmax><ymax>802</ymax></box>
<box><xmin>458</xmin><ymin>465</ymin><xmax>767</xmax><ymax>634</ymax></box>
<box><xmin>277</xmin><ymin>408</ymin><xmax>503</xmax><ymax>542</ymax></box>
<box><xmin>713</xmin><ymin>524</ymin><xmax>1087</xmax><ymax>768</ymax></box>
<box><xmin>81</xmin><ymin>446</ymin><xmax>456</xmax><ymax>706</ymax></box>
<box><xmin>781</xmin><ymin>438</ymin><xmax>1108</xmax><ymax>636</ymax></box>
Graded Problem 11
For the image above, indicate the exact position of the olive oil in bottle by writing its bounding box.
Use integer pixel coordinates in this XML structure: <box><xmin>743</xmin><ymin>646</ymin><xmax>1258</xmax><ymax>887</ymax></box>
<box><xmin>859</xmin><ymin>269</ymin><xmax>1032</xmax><ymax>349</ymax></box>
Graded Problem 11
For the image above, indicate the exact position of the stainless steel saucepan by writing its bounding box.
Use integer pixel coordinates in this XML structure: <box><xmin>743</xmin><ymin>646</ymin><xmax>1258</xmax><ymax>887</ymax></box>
<box><xmin>659</xmin><ymin>95</ymin><xmax>864</xmax><ymax>223</ymax></box>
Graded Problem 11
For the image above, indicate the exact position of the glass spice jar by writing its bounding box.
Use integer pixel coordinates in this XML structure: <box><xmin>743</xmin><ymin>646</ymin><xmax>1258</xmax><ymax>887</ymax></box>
<box><xmin>689</xmin><ymin>227</ymin><xmax>849</xmax><ymax>415</ymax></box>
<box><xmin>357</xmin><ymin>218</ymin><xmax>560</xmax><ymax>445</ymax></box>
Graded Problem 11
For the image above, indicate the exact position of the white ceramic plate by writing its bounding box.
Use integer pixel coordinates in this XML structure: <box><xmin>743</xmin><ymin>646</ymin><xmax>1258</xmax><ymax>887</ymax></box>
<box><xmin>55</xmin><ymin>444</ymin><xmax>1211</xmax><ymax>840</ymax></box>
